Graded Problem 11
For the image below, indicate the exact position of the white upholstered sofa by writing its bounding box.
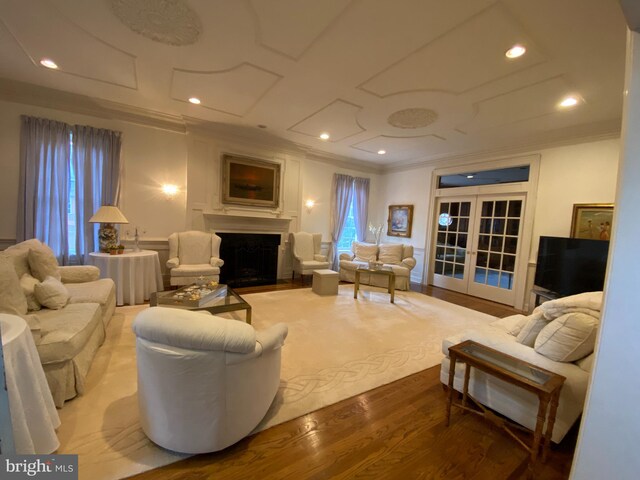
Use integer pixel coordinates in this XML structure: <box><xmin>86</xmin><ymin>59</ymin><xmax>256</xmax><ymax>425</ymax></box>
<box><xmin>133</xmin><ymin>307</ymin><xmax>288</xmax><ymax>453</ymax></box>
<box><xmin>339</xmin><ymin>241</ymin><xmax>416</xmax><ymax>290</ymax></box>
<box><xmin>1</xmin><ymin>239</ymin><xmax>115</xmax><ymax>407</ymax></box>
<box><xmin>441</xmin><ymin>292</ymin><xmax>601</xmax><ymax>443</ymax></box>
<box><xmin>166</xmin><ymin>231</ymin><xmax>224</xmax><ymax>286</ymax></box>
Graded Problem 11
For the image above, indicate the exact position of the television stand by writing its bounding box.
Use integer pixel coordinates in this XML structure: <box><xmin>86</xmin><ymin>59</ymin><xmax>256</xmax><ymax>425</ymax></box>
<box><xmin>532</xmin><ymin>288</ymin><xmax>559</xmax><ymax>307</ymax></box>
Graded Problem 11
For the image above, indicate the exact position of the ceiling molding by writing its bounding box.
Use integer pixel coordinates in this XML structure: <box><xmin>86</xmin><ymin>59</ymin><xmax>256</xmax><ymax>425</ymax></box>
<box><xmin>382</xmin><ymin>123</ymin><xmax>621</xmax><ymax>174</ymax></box>
<box><xmin>0</xmin><ymin>77</ymin><xmax>185</xmax><ymax>132</ymax></box>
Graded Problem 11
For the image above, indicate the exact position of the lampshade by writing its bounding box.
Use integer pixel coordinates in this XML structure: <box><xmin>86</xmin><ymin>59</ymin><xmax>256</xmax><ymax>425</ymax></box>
<box><xmin>89</xmin><ymin>206</ymin><xmax>129</xmax><ymax>224</ymax></box>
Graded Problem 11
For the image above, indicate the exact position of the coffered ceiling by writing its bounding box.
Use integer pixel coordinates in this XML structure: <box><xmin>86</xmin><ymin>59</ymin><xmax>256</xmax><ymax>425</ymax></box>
<box><xmin>0</xmin><ymin>0</ymin><xmax>627</xmax><ymax>168</ymax></box>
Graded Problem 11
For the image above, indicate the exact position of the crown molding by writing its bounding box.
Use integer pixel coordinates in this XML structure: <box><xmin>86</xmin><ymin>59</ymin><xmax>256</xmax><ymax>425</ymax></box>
<box><xmin>382</xmin><ymin>120</ymin><xmax>621</xmax><ymax>174</ymax></box>
<box><xmin>0</xmin><ymin>77</ymin><xmax>186</xmax><ymax>133</ymax></box>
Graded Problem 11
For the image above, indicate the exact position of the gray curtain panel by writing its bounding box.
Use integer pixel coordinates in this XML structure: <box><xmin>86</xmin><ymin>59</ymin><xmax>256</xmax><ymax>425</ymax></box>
<box><xmin>329</xmin><ymin>173</ymin><xmax>354</xmax><ymax>269</ymax></box>
<box><xmin>72</xmin><ymin>125</ymin><xmax>122</xmax><ymax>263</ymax></box>
<box><xmin>17</xmin><ymin>116</ymin><xmax>71</xmax><ymax>263</ymax></box>
<box><xmin>353</xmin><ymin>177</ymin><xmax>370</xmax><ymax>243</ymax></box>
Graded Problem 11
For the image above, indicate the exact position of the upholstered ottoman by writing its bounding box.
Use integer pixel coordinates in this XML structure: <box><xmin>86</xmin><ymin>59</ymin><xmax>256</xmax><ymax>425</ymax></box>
<box><xmin>312</xmin><ymin>269</ymin><xmax>339</xmax><ymax>295</ymax></box>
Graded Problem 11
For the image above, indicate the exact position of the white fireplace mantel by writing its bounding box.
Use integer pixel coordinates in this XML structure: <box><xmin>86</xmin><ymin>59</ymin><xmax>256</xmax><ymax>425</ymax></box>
<box><xmin>201</xmin><ymin>211</ymin><xmax>293</xmax><ymax>234</ymax></box>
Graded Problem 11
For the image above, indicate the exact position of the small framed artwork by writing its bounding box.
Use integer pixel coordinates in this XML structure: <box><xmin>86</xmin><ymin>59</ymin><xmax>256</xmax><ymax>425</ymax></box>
<box><xmin>570</xmin><ymin>203</ymin><xmax>614</xmax><ymax>240</ymax></box>
<box><xmin>221</xmin><ymin>153</ymin><xmax>281</xmax><ymax>208</ymax></box>
<box><xmin>388</xmin><ymin>205</ymin><xmax>414</xmax><ymax>237</ymax></box>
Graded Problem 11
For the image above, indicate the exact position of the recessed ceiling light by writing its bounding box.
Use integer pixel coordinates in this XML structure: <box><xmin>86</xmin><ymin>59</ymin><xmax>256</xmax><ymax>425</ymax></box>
<box><xmin>467</xmin><ymin>175</ymin><xmax>475</xmax><ymax>179</ymax></box>
<box><xmin>40</xmin><ymin>58</ymin><xmax>59</xmax><ymax>69</ymax></box>
<box><xmin>319</xmin><ymin>132</ymin><xmax>330</xmax><ymax>140</ymax></box>
<box><xmin>559</xmin><ymin>96</ymin><xmax>579</xmax><ymax>108</ymax></box>
<box><xmin>188</xmin><ymin>97</ymin><xmax>201</xmax><ymax>105</ymax></box>
<box><xmin>377</xmin><ymin>150</ymin><xmax>386</xmax><ymax>155</ymax></box>
<box><xmin>505</xmin><ymin>44</ymin><xmax>526</xmax><ymax>59</ymax></box>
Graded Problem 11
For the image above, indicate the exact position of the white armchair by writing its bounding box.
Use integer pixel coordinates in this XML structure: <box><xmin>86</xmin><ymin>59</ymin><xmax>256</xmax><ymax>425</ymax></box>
<box><xmin>132</xmin><ymin>307</ymin><xmax>288</xmax><ymax>453</ymax></box>
<box><xmin>166</xmin><ymin>231</ymin><xmax>224</xmax><ymax>286</ymax></box>
<box><xmin>290</xmin><ymin>232</ymin><xmax>330</xmax><ymax>280</ymax></box>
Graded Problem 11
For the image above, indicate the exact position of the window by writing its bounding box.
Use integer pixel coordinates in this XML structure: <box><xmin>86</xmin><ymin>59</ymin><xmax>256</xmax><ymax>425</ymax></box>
<box><xmin>337</xmin><ymin>197</ymin><xmax>357</xmax><ymax>250</ymax></box>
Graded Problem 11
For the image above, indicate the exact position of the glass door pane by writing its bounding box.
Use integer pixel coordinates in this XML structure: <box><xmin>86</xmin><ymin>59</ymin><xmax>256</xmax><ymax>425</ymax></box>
<box><xmin>432</xmin><ymin>197</ymin><xmax>475</xmax><ymax>293</ymax></box>
<box><xmin>468</xmin><ymin>196</ymin><xmax>525</xmax><ymax>305</ymax></box>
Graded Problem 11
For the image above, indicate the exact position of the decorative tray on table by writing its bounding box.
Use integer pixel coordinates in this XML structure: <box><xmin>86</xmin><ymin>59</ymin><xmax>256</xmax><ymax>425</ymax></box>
<box><xmin>157</xmin><ymin>282</ymin><xmax>227</xmax><ymax>307</ymax></box>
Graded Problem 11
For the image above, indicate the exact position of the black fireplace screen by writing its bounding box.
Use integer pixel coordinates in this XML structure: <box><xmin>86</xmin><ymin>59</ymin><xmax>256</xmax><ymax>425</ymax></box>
<box><xmin>217</xmin><ymin>233</ymin><xmax>280</xmax><ymax>287</ymax></box>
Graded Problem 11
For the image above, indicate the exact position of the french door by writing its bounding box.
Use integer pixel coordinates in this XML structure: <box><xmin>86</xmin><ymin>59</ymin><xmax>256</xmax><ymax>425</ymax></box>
<box><xmin>431</xmin><ymin>194</ymin><xmax>525</xmax><ymax>305</ymax></box>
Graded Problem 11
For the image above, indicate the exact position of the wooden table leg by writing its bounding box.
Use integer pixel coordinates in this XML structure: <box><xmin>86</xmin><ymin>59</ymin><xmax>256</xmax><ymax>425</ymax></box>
<box><xmin>462</xmin><ymin>363</ymin><xmax>471</xmax><ymax>411</ymax></box>
<box><xmin>542</xmin><ymin>389</ymin><xmax>561</xmax><ymax>462</ymax></box>
<box><xmin>446</xmin><ymin>354</ymin><xmax>457</xmax><ymax>427</ymax></box>
<box><xmin>389</xmin><ymin>274</ymin><xmax>395</xmax><ymax>303</ymax></box>
<box><xmin>246</xmin><ymin>306</ymin><xmax>252</xmax><ymax>325</ymax></box>
<box><xmin>529</xmin><ymin>395</ymin><xmax>549</xmax><ymax>477</ymax></box>
<box><xmin>354</xmin><ymin>271</ymin><xmax>360</xmax><ymax>299</ymax></box>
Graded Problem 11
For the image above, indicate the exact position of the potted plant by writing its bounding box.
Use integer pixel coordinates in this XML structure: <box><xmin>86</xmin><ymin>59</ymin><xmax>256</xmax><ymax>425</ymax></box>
<box><xmin>117</xmin><ymin>244</ymin><xmax>125</xmax><ymax>254</ymax></box>
<box><xmin>109</xmin><ymin>246</ymin><xmax>118</xmax><ymax>256</ymax></box>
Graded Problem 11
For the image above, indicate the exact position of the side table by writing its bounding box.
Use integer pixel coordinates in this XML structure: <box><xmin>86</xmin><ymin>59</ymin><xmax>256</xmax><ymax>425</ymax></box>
<box><xmin>446</xmin><ymin>340</ymin><xmax>565</xmax><ymax>478</ymax></box>
<box><xmin>89</xmin><ymin>250</ymin><xmax>164</xmax><ymax>306</ymax></box>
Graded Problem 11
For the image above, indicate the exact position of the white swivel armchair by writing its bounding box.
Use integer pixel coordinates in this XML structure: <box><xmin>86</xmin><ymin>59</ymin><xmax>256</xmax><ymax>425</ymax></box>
<box><xmin>290</xmin><ymin>232</ymin><xmax>330</xmax><ymax>280</ymax></box>
<box><xmin>166</xmin><ymin>231</ymin><xmax>224</xmax><ymax>286</ymax></box>
<box><xmin>132</xmin><ymin>307</ymin><xmax>288</xmax><ymax>454</ymax></box>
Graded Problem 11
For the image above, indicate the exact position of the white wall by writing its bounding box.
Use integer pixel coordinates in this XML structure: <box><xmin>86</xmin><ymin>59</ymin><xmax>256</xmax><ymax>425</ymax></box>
<box><xmin>378</xmin><ymin>138</ymin><xmax>619</xmax><ymax>299</ymax></box>
<box><xmin>0</xmin><ymin>99</ymin><xmax>188</xmax><ymax>242</ymax></box>
<box><xmin>570</xmin><ymin>30</ymin><xmax>640</xmax><ymax>480</ymax></box>
<box><xmin>531</xmin><ymin>139</ymin><xmax>619</xmax><ymax>260</ymax></box>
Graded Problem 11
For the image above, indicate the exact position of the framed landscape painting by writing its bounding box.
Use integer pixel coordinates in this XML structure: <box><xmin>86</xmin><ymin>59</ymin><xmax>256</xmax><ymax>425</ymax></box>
<box><xmin>388</xmin><ymin>205</ymin><xmax>414</xmax><ymax>237</ymax></box>
<box><xmin>221</xmin><ymin>154</ymin><xmax>281</xmax><ymax>208</ymax></box>
<box><xmin>570</xmin><ymin>203</ymin><xmax>614</xmax><ymax>240</ymax></box>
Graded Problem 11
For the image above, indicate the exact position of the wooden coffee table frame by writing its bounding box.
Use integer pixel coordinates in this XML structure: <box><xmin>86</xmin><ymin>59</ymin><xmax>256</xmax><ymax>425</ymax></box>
<box><xmin>445</xmin><ymin>340</ymin><xmax>565</xmax><ymax>478</ymax></box>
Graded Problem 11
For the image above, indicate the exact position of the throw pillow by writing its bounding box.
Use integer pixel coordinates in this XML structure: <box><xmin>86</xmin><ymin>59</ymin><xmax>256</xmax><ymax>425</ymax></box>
<box><xmin>34</xmin><ymin>276</ymin><xmax>70</xmax><ymax>310</ymax></box>
<box><xmin>354</xmin><ymin>243</ymin><xmax>378</xmax><ymax>263</ymax></box>
<box><xmin>534</xmin><ymin>312</ymin><xmax>599</xmax><ymax>362</ymax></box>
<box><xmin>0</xmin><ymin>256</ymin><xmax>28</xmax><ymax>315</ymax></box>
<box><xmin>20</xmin><ymin>273</ymin><xmax>42</xmax><ymax>311</ymax></box>
<box><xmin>516</xmin><ymin>312</ymin><xmax>549</xmax><ymax>347</ymax></box>
<box><xmin>0</xmin><ymin>250</ymin><xmax>31</xmax><ymax>279</ymax></box>
<box><xmin>490</xmin><ymin>314</ymin><xmax>528</xmax><ymax>337</ymax></box>
<box><xmin>28</xmin><ymin>244</ymin><xmax>61</xmax><ymax>281</ymax></box>
<box><xmin>378</xmin><ymin>243</ymin><xmax>403</xmax><ymax>265</ymax></box>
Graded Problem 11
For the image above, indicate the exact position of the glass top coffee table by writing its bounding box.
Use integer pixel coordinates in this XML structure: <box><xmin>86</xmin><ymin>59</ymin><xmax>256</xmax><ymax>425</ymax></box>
<box><xmin>354</xmin><ymin>266</ymin><xmax>396</xmax><ymax>303</ymax></box>
<box><xmin>150</xmin><ymin>285</ymin><xmax>252</xmax><ymax>324</ymax></box>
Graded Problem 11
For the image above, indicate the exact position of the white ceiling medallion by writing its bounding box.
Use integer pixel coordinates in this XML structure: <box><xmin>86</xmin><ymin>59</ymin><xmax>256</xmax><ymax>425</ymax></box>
<box><xmin>109</xmin><ymin>0</ymin><xmax>202</xmax><ymax>46</ymax></box>
<box><xmin>387</xmin><ymin>108</ymin><xmax>439</xmax><ymax>129</ymax></box>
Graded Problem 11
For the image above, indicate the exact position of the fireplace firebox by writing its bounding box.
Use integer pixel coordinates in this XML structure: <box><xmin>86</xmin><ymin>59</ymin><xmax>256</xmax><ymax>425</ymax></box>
<box><xmin>218</xmin><ymin>233</ymin><xmax>281</xmax><ymax>287</ymax></box>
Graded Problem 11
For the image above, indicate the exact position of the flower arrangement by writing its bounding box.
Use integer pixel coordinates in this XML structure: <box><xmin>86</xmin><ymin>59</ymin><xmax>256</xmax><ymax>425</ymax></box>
<box><xmin>368</xmin><ymin>222</ymin><xmax>383</xmax><ymax>245</ymax></box>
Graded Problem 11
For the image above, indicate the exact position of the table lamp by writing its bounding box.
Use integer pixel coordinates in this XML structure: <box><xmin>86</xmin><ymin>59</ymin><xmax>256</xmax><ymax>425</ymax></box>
<box><xmin>89</xmin><ymin>205</ymin><xmax>129</xmax><ymax>252</ymax></box>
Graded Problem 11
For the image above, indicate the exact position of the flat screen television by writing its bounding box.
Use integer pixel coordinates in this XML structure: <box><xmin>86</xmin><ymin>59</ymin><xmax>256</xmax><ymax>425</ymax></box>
<box><xmin>534</xmin><ymin>236</ymin><xmax>609</xmax><ymax>297</ymax></box>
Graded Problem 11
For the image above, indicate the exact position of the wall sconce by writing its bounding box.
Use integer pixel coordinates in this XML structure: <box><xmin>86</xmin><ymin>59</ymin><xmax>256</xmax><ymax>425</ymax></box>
<box><xmin>161</xmin><ymin>184</ymin><xmax>179</xmax><ymax>198</ymax></box>
<box><xmin>304</xmin><ymin>199</ymin><xmax>315</xmax><ymax>213</ymax></box>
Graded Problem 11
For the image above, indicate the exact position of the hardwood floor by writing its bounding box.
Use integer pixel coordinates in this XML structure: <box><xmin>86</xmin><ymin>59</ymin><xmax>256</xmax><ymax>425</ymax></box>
<box><xmin>131</xmin><ymin>282</ymin><xmax>575</xmax><ymax>480</ymax></box>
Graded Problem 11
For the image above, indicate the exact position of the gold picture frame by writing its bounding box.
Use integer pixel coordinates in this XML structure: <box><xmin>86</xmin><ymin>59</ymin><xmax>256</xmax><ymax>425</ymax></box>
<box><xmin>387</xmin><ymin>205</ymin><xmax>414</xmax><ymax>237</ymax></box>
<box><xmin>570</xmin><ymin>203</ymin><xmax>614</xmax><ymax>240</ymax></box>
<box><xmin>221</xmin><ymin>153</ymin><xmax>281</xmax><ymax>208</ymax></box>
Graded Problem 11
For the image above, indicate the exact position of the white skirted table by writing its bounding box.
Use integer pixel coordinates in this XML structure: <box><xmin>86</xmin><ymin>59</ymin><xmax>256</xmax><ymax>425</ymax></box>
<box><xmin>1</xmin><ymin>313</ymin><xmax>60</xmax><ymax>454</ymax></box>
<box><xmin>89</xmin><ymin>250</ymin><xmax>164</xmax><ymax>306</ymax></box>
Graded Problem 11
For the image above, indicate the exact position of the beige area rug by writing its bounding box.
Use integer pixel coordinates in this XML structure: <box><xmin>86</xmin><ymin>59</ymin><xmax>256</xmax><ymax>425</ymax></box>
<box><xmin>56</xmin><ymin>285</ymin><xmax>496</xmax><ymax>480</ymax></box>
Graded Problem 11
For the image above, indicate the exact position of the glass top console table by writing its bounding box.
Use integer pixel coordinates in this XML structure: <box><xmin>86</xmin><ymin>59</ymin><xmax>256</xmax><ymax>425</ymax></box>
<box><xmin>445</xmin><ymin>340</ymin><xmax>566</xmax><ymax>478</ymax></box>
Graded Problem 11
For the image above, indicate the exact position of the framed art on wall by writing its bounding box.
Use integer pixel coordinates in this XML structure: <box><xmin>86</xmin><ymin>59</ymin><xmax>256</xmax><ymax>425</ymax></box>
<box><xmin>387</xmin><ymin>205</ymin><xmax>414</xmax><ymax>237</ymax></box>
<box><xmin>221</xmin><ymin>154</ymin><xmax>281</xmax><ymax>208</ymax></box>
<box><xmin>570</xmin><ymin>203</ymin><xmax>614</xmax><ymax>240</ymax></box>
